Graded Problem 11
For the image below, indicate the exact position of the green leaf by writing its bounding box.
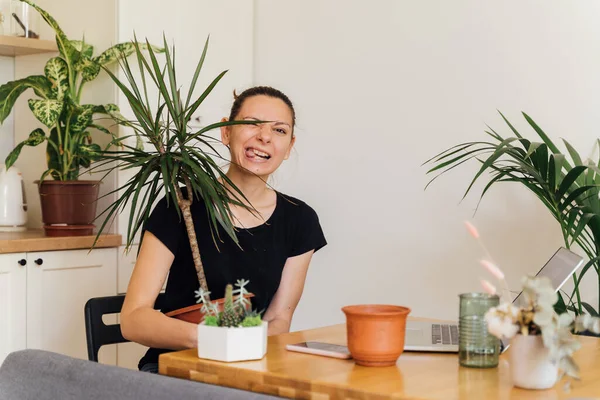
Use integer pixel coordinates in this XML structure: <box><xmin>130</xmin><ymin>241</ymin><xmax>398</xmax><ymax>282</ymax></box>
<box><xmin>571</xmin><ymin>213</ymin><xmax>597</xmax><ymax>246</ymax></box>
<box><xmin>562</xmin><ymin>139</ymin><xmax>584</xmax><ymax>166</ymax></box>
<box><xmin>78</xmin><ymin>143</ymin><xmax>102</xmax><ymax>167</ymax></box>
<box><xmin>69</xmin><ymin>105</ymin><xmax>94</xmax><ymax>133</ymax></box>
<box><xmin>21</xmin><ymin>0</ymin><xmax>81</xmax><ymax>71</ymax></box>
<box><xmin>522</xmin><ymin>112</ymin><xmax>561</xmax><ymax>154</ymax></box>
<box><xmin>524</xmin><ymin>142</ymin><xmax>543</xmax><ymax>159</ymax></box>
<box><xmin>557</xmin><ymin>166</ymin><xmax>588</xmax><ymax>198</ymax></box>
<box><xmin>581</xmin><ymin>302</ymin><xmax>599</xmax><ymax>317</ymax></box>
<box><xmin>44</xmin><ymin>57</ymin><xmax>69</xmax><ymax>101</ymax></box>
<box><xmin>94</xmin><ymin>42</ymin><xmax>163</xmax><ymax>66</ymax></box>
<box><xmin>77</xmin><ymin>57</ymin><xmax>101</xmax><ymax>82</ymax></box>
<box><xmin>498</xmin><ymin>111</ymin><xmax>523</xmax><ymax>139</ymax></box>
<box><xmin>548</xmin><ymin>153</ymin><xmax>565</xmax><ymax>192</ymax></box>
<box><xmin>28</xmin><ymin>99</ymin><xmax>63</xmax><ymax>128</ymax></box>
<box><xmin>46</xmin><ymin>128</ymin><xmax>62</xmax><ymax>180</ymax></box>
<box><xmin>4</xmin><ymin>128</ymin><xmax>46</xmax><ymax>169</ymax></box>
<box><xmin>0</xmin><ymin>76</ymin><xmax>54</xmax><ymax>122</ymax></box>
<box><xmin>70</xmin><ymin>39</ymin><xmax>94</xmax><ymax>58</ymax></box>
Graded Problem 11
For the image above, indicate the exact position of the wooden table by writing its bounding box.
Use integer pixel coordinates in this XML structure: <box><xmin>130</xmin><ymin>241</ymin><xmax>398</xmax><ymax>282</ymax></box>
<box><xmin>159</xmin><ymin>323</ymin><xmax>600</xmax><ymax>399</ymax></box>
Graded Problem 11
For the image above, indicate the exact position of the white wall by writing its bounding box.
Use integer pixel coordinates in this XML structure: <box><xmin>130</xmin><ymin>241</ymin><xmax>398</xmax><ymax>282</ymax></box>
<box><xmin>255</xmin><ymin>0</ymin><xmax>600</xmax><ymax>330</ymax></box>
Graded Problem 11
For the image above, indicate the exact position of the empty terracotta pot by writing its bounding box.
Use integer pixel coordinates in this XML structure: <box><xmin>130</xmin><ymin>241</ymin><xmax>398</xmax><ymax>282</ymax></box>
<box><xmin>342</xmin><ymin>304</ymin><xmax>411</xmax><ymax>367</ymax></box>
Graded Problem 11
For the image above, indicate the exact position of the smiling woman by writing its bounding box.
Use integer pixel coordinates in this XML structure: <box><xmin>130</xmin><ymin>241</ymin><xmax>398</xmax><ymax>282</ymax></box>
<box><xmin>120</xmin><ymin>86</ymin><xmax>328</xmax><ymax>373</ymax></box>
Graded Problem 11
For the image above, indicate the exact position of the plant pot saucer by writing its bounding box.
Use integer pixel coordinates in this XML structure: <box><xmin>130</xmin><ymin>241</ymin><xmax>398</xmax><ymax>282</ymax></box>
<box><xmin>43</xmin><ymin>224</ymin><xmax>95</xmax><ymax>237</ymax></box>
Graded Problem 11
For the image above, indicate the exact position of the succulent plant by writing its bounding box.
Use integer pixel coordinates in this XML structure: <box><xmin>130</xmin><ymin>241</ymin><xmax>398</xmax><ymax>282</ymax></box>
<box><xmin>220</xmin><ymin>284</ymin><xmax>243</xmax><ymax>327</ymax></box>
<box><xmin>194</xmin><ymin>278</ymin><xmax>263</xmax><ymax>328</ymax></box>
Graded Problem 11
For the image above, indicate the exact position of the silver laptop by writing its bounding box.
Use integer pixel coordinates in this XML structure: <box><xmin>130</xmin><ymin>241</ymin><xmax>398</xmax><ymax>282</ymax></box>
<box><xmin>404</xmin><ymin>247</ymin><xmax>584</xmax><ymax>353</ymax></box>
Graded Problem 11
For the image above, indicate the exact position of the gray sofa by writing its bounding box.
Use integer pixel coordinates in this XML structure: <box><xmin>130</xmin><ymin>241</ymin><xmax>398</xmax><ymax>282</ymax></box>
<box><xmin>0</xmin><ymin>349</ymin><xmax>282</xmax><ymax>400</ymax></box>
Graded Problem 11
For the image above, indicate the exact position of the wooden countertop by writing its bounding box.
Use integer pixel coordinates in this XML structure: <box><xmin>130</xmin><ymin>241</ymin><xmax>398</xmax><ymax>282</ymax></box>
<box><xmin>0</xmin><ymin>230</ymin><xmax>122</xmax><ymax>253</ymax></box>
<box><xmin>159</xmin><ymin>322</ymin><xmax>600</xmax><ymax>400</ymax></box>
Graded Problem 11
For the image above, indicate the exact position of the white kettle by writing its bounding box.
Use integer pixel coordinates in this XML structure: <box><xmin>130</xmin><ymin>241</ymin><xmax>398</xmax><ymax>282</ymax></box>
<box><xmin>0</xmin><ymin>165</ymin><xmax>27</xmax><ymax>232</ymax></box>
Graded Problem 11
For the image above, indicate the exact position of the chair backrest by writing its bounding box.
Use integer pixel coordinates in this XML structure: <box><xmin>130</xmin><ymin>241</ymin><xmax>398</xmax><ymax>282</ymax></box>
<box><xmin>84</xmin><ymin>293</ymin><xmax>166</xmax><ymax>362</ymax></box>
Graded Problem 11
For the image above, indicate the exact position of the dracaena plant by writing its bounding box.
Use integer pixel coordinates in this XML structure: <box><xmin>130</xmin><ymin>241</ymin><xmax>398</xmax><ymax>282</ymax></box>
<box><xmin>93</xmin><ymin>36</ymin><xmax>258</xmax><ymax>299</ymax></box>
<box><xmin>425</xmin><ymin>112</ymin><xmax>600</xmax><ymax>317</ymax></box>
<box><xmin>0</xmin><ymin>0</ymin><xmax>161</xmax><ymax>181</ymax></box>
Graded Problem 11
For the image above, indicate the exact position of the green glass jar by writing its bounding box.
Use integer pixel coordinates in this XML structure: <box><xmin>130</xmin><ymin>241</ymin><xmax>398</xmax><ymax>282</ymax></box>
<box><xmin>458</xmin><ymin>292</ymin><xmax>500</xmax><ymax>368</ymax></box>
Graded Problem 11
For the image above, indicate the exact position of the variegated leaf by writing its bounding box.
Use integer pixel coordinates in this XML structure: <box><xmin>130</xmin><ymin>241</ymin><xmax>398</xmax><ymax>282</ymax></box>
<box><xmin>4</xmin><ymin>128</ymin><xmax>46</xmax><ymax>169</ymax></box>
<box><xmin>78</xmin><ymin>143</ymin><xmax>102</xmax><ymax>167</ymax></box>
<box><xmin>21</xmin><ymin>1</ymin><xmax>80</xmax><ymax>71</ymax></box>
<box><xmin>92</xmin><ymin>103</ymin><xmax>123</xmax><ymax>120</ymax></box>
<box><xmin>0</xmin><ymin>76</ymin><xmax>54</xmax><ymax>122</ymax></box>
<box><xmin>46</xmin><ymin>127</ymin><xmax>62</xmax><ymax>179</ymax></box>
<box><xmin>92</xmin><ymin>103</ymin><xmax>120</xmax><ymax>114</ymax></box>
<box><xmin>94</xmin><ymin>42</ymin><xmax>164</xmax><ymax>66</ymax></box>
<box><xmin>77</xmin><ymin>57</ymin><xmax>101</xmax><ymax>82</ymax></box>
<box><xmin>90</xmin><ymin>123</ymin><xmax>113</xmax><ymax>136</ymax></box>
<box><xmin>44</xmin><ymin>57</ymin><xmax>69</xmax><ymax>100</ymax></box>
<box><xmin>70</xmin><ymin>40</ymin><xmax>94</xmax><ymax>58</ymax></box>
<box><xmin>69</xmin><ymin>105</ymin><xmax>94</xmax><ymax>133</ymax></box>
<box><xmin>28</xmin><ymin>99</ymin><xmax>63</xmax><ymax>128</ymax></box>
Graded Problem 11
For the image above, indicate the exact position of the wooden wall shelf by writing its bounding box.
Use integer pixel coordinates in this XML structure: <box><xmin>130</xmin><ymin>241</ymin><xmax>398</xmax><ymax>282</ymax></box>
<box><xmin>0</xmin><ymin>35</ymin><xmax>57</xmax><ymax>57</ymax></box>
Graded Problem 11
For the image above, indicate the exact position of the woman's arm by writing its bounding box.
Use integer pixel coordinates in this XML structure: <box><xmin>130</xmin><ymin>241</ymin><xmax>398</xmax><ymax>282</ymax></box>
<box><xmin>263</xmin><ymin>250</ymin><xmax>315</xmax><ymax>335</ymax></box>
<box><xmin>120</xmin><ymin>231</ymin><xmax>197</xmax><ymax>350</ymax></box>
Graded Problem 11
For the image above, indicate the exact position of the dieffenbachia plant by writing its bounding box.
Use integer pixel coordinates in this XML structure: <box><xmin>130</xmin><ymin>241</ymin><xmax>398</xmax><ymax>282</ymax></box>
<box><xmin>0</xmin><ymin>0</ymin><xmax>162</xmax><ymax>181</ymax></box>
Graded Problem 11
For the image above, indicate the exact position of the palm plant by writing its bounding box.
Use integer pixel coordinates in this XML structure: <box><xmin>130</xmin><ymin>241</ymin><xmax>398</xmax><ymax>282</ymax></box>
<box><xmin>424</xmin><ymin>112</ymin><xmax>600</xmax><ymax>317</ymax></box>
<box><xmin>93</xmin><ymin>36</ymin><xmax>257</xmax><ymax>299</ymax></box>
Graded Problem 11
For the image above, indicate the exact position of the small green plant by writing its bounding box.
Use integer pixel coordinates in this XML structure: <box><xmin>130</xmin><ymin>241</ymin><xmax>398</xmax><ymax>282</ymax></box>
<box><xmin>194</xmin><ymin>279</ymin><xmax>263</xmax><ymax>328</ymax></box>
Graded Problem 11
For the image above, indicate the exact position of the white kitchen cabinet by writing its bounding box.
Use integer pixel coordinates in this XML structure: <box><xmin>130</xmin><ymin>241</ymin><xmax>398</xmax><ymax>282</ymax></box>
<box><xmin>0</xmin><ymin>253</ymin><xmax>27</xmax><ymax>363</ymax></box>
<box><xmin>0</xmin><ymin>247</ymin><xmax>118</xmax><ymax>365</ymax></box>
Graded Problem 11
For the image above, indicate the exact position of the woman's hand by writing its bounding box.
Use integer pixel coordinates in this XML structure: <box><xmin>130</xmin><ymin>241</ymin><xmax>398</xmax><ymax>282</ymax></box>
<box><xmin>121</xmin><ymin>231</ymin><xmax>198</xmax><ymax>350</ymax></box>
<box><xmin>263</xmin><ymin>250</ymin><xmax>315</xmax><ymax>335</ymax></box>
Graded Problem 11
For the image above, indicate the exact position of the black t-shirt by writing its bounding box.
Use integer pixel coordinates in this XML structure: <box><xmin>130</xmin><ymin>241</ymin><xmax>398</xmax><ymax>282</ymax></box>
<box><xmin>137</xmin><ymin>190</ymin><xmax>327</xmax><ymax>368</ymax></box>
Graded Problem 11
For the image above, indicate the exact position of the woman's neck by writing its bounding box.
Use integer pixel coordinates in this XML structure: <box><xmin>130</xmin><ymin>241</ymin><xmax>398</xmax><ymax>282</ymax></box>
<box><xmin>224</xmin><ymin>165</ymin><xmax>271</xmax><ymax>206</ymax></box>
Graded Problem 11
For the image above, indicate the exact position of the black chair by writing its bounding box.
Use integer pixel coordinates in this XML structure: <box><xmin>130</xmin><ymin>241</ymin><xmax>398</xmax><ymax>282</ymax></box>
<box><xmin>84</xmin><ymin>293</ymin><xmax>166</xmax><ymax>362</ymax></box>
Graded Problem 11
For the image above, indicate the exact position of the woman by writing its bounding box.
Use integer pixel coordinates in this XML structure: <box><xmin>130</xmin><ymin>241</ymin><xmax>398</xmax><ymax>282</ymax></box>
<box><xmin>120</xmin><ymin>86</ymin><xmax>327</xmax><ymax>373</ymax></box>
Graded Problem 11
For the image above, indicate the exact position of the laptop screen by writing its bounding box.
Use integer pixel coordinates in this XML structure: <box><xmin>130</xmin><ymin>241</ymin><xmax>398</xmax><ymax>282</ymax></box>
<box><xmin>512</xmin><ymin>247</ymin><xmax>583</xmax><ymax>307</ymax></box>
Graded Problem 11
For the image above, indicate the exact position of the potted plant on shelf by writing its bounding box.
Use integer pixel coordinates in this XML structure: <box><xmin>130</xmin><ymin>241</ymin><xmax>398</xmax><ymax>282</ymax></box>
<box><xmin>193</xmin><ymin>279</ymin><xmax>267</xmax><ymax>362</ymax></box>
<box><xmin>95</xmin><ymin>34</ymin><xmax>259</xmax><ymax>319</ymax></box>
<box><xmin>0</xmin><ymin>0</ymin><xmax>161</xmax><ymax>236</ymax></box>
<box><xmin>424</xmin><ymin>112</ymin><xmax>600</xmax><ymax>320</ymax></box>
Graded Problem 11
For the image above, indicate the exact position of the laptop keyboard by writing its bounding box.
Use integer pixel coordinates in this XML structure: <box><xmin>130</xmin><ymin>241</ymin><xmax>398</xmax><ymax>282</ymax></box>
<box><xmin>431</xmin><ymin>324</ymin><xmax>459</xmax><ymax>345</ymax></box>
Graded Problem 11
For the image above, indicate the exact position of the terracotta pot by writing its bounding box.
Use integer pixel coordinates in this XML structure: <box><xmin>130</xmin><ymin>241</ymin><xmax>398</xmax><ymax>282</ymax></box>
<box><xmin>36</xmin><ymin>180</ymin><xmax>100</xmax><ymax>236</ymax></box>
<box><xmin>165</xmin><ymin>293</ymin><xmax>254</xmax><ymax>324</ymax></box>
<box><xmin>342</xmin><ymin>304</ymin><xmax>411</xmax><ymax>367</ymax></box>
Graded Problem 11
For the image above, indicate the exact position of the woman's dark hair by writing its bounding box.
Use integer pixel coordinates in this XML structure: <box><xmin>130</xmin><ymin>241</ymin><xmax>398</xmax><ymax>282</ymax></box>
<box><xmin>228</xmin><ymin>86</ymin><xmax>296</xmax><ymax>132</ymax></box>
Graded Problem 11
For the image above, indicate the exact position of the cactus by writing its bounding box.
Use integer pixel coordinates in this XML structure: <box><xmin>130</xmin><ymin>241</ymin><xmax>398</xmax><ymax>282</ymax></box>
<box><xmin>220</xmin><ymin>284</ymin><xmax>243</xmax><ymax>327</ymax></box>
<box><xmin>195</xmin><ymin>278</ymin><xmax>263</xmax><ymax>328</ymax></box>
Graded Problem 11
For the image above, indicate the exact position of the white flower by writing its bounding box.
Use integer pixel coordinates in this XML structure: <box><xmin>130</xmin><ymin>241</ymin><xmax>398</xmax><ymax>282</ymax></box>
<box><xmin>533</xmin><ymin>306</ymin><xmax>554</xmax><ymax>328</ymax></box>
<box><xmin>485</xmin><ymin>305</ymin><xmax>519</xmax><ymax>339</ymax></box>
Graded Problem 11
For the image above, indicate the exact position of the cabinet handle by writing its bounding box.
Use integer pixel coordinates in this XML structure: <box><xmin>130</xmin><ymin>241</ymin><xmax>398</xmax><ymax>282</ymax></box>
<box><xmin>18</xmin><ymin>259</ymin><xmax>26</xmax><ymax>266</ymax></box>
<box><xmin>34</xmin><ymin>258</ymin><xmax>43</xmax><ymax>266</ymax></box>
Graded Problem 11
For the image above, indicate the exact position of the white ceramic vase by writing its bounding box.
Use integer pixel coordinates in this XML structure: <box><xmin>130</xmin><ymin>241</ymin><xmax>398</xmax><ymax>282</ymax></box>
<box><xmin>509</xmin><ymin>334</ymin><xmax>558</xmax><ymax>390</ymax></box>
<box><xmin>197</xmin><ymin>321</ymin><xmax>268</xmax><ymax>362</ymax></box>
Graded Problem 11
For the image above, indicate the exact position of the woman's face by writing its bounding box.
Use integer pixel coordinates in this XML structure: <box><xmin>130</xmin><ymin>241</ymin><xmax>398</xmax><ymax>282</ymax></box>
<box><xmin>221</xmin><ymin>95</ymin><xmax>295</xmax><ymax>178</ymax></box>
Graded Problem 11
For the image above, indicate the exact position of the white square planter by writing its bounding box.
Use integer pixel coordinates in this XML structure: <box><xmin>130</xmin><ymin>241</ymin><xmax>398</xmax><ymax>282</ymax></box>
<box><xmin>197</xmin><ymin>321</ymin><xmax>268</xmax><ymax>362</ymax></box>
